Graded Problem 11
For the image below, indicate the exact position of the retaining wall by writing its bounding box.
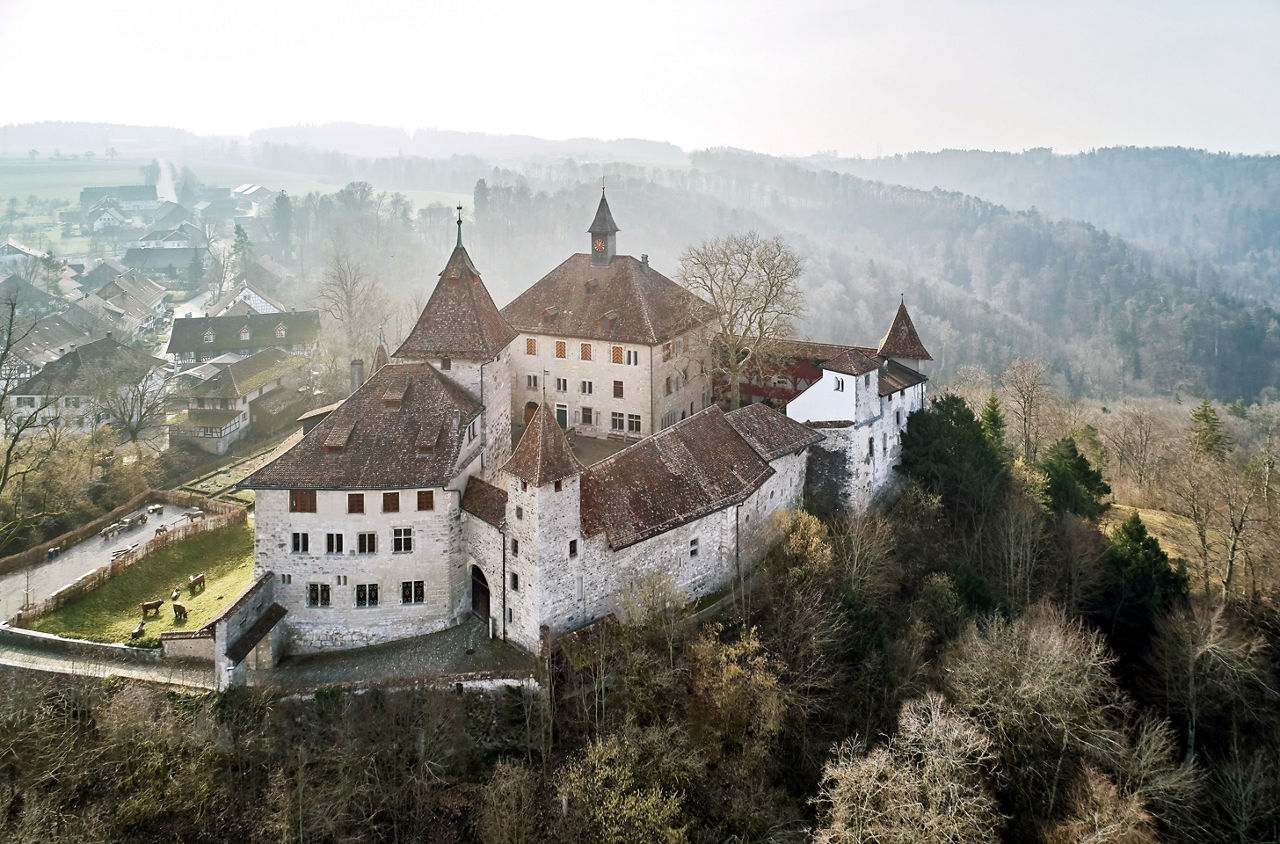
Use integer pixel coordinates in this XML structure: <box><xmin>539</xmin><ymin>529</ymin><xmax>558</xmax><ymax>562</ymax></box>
<box><xmin>0</xmin><ymin>624</ymin><xmax>163</xmax><ymax>665</ymax></box>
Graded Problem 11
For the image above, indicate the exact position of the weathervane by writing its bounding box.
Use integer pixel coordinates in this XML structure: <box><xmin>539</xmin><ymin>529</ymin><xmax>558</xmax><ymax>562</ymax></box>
<box><xmin>456</xmin><ymin>205</ymin><xmax>463</xmax><ymax>247</ymax></box>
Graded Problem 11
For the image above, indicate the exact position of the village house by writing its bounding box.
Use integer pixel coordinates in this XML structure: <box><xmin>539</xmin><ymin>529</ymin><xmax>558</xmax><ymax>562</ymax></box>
<box><xmin>166</xmin><ymin>310</ymin><xmax>320</xmax><ymax>368</ymax></box>
<box><xmin>79</xmin><ymin>185</ymin><xmax>158</xmax><ymax>213</ymax></box>
<box><xmin>239</xmin><ymin>196</ymin><xmax>929</xmax><ymax>661</ymax></box>
<box><xmin>207</xmin><ymin>280</ymin><xmax>287</xmax><ymax>318</ymax></box>
<box><xmin>9</xmin><ymin>336</ymin><xmax>166</xmax><ymax>435</ymax></box>
<box><xmin>500</xmin><ymin>191</ymin><xmax>716</xmax><ymax>439</ymax></box>
<box><xmin>168</xmin><ymin>348</ymin><xmax>309</xmax><ymax>453</ymax></box>
<box><xmin>5</xmin><ymin>313</ymin><xmax>95</xmax><ymax>382</ymax></box>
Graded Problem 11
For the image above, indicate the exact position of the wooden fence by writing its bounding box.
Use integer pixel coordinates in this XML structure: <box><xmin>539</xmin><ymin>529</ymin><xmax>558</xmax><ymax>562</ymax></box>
<box><xmin>8</xmin><ymin>498</ymin><xmax>247</xmax><ymax>627</ymax></box>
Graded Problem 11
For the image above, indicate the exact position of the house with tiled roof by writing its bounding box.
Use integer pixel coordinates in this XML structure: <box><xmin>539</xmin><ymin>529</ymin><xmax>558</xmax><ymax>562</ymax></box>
<box><xmin>169</xmin><ymin>348</ymin><xmax>309</xmax><ymax>453</ymax></box>
<box><xmin>229</xmin><ymin>195</ymin><xmax>929</xmax><ymax>673</ymax></box>
<box><xmin>9</xmin><ymin>337</ymin><xmax>166</xmax><ymax>435</ymax></box>
<box><xmin>500</xmin><ymin>190</ymin><xmax>717</xmax><ymax>440</ymax></box>
<box><xmin>166</xmin><ymin>310</ymin><xmax>320</xmax><ymax>367</ymax></box>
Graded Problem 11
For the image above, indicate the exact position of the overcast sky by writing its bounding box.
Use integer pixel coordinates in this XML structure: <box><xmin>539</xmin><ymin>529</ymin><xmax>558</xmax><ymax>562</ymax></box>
<box><xmin>1</xmin><ymin>0</ymin><xmax>1276</xmax><ymax>157</ymax></box>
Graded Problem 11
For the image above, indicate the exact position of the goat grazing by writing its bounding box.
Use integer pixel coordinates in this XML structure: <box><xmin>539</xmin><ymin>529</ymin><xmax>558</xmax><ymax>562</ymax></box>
<box><xmin>130</xmin><ymin>621</ymin><xmax>145</xmax><ymax>639</ymax></box>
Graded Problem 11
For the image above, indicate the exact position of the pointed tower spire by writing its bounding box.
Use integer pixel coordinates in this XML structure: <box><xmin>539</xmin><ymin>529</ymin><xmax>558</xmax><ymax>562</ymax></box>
<box><xmin>392</xmin><ymin>221</ymin><xmax>516</xmax><ymax>362</ymax></box>
<box><xmin>588</xmin><ymin>187</ymin><xmax>619</xmax><ymax>266</ymax></box>
<box><xmin>503</xmin><ymin>402</ymin><xmax>583</xmax><ymax>487</ymax></box>
<box><xmin>876</xmin><ymin>299</ymin><xmax>933</xmax><ymax>363</ymax></box>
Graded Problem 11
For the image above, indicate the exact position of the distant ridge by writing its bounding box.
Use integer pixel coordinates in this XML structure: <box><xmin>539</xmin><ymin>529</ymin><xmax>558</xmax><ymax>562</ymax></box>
<box><xmin>248</xmin><ymin>122</ymin><xmax>688</xmax><ymax>163</ymax></box>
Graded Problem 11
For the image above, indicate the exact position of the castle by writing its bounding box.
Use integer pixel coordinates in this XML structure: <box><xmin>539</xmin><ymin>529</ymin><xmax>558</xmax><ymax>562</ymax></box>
<box><xmin>243</xmin><ymin>193</ymin><xmax>930</xmax><ymax>656</ymax></box>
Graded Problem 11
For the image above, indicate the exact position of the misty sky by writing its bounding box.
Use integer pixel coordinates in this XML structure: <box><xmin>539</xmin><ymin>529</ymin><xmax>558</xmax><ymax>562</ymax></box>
<box><xmin>1</xmin><ymin>0</ymin><xmax>1276</xmax><ymax>157</ymax></box>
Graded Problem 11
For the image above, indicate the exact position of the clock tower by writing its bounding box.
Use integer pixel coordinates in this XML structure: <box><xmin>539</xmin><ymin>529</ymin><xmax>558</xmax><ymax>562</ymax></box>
<box><xmin>588</xmin><ymin>187</ymin><xmax>619</xmax><ymax>266</ymax></box>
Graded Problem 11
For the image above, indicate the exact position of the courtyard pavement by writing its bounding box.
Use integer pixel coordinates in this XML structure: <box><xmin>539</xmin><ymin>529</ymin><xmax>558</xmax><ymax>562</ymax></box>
<box><xmin>261</xmin><ymin>616</ymin><xmax>537</xmax><ymax>689</ymax></box>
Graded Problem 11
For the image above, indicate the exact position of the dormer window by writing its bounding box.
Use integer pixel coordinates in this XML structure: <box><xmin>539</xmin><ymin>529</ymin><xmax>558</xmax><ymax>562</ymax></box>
<box><xmin>601</xmin><ymin>310</ymin><xmax>620</xmax><ymax>331</ymax></box>
<box><xmin>540</xmin><ymin>306</ymin><xmax>559</xmax><ymax>325</ymax></box>
<box><xmin>275</xmin><ymin>323</ymin><xmax>287</xmax><ymax>339</ymax></box>
<box><xmin>239</xmin><ymin>326</ymin><xmax>251</xmax><ymax>341</ymax></box>
<box><xmin>584</xmin><ymin>279</ymin><xmax>598</xmax><ymax>294</ymax></box>
<box><xmin>203</xmin><ymin>329</ymin><xmax>215</xmax><ymax>344</ymax></box>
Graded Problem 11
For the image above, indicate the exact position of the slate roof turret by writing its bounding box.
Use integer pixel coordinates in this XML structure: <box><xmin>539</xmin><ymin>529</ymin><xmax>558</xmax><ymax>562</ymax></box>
<box><xmin>588</xmin><ymin>191</ymin><xmax>619</xmax><ymax>235</ymax></box>
<box><xmin>877</xmin><ymin>301</ymin><xmax>932</xmax><ymax>361</ymax></box>
<box><xmin>503</xmin><ymin>402</ymin><xmax>583</xmax><ymax>487</ymax></box>
<box><xmin>392</xmin><ymin>241</ymin><xmax>517</xmax><ymax>361</ymax></box>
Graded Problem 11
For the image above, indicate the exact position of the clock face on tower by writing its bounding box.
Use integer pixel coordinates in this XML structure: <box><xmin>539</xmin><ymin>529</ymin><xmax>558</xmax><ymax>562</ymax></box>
<box><xmin>593</xmin><ymin>238</ymin><xmax>605</xmax><ymax>252</ymax></box>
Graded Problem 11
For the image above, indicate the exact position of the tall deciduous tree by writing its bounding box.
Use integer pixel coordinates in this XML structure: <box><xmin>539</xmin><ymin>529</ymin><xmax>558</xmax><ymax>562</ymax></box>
<box><xmin>677</xmin><ymin>231</ymin><xmax>804</xmax><ymax>410</ymax></box>
<box><xmin>1002</xmin><ymin>358</ymin><xmax>1051</xmax><ymax>463</ymax></box>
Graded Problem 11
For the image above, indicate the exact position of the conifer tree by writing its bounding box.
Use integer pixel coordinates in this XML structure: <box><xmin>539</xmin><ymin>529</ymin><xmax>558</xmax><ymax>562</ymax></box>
<box><xmin>979</xmin><ymin>392</ymin><xmax>1006</xmax><ymax>455</ymax></box>
<box><xmin>1189</xmin><ymin>400</ymin><xmax>1232</xmax><ymax>461</ymax></box>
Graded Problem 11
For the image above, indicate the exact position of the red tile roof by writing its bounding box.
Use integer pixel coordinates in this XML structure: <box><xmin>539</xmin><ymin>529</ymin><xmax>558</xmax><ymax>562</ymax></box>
<box><xmin>501</xmin><ymin>253</ymin><xmax>715</xmax><ymax>345</ymax></box>
<box><xmin>461</xmin><ymin>476</ymin><xmax>508</xmax><ymax>528</ymax></box>
<box><xmin>726</xmin><ymin>403</ymin><xmax>825</xmax><ymax>461</ymax></box>
<box><xmin>821</xmin><ymin>348</ymin><xmax>881</xmax><ymax>376</ymax></box>
<box><xmin>877</xmin><ymin>302</ymin><xmax>932</xmax><ymax>361</ymax></box>
<box><xmin>241</xmin><ymin>362</ymin><xmax>481</xmax><ymax>489</ymax></box>
<box><xmin>393</xmin><ymin>245</ymin><xmax>517</xmax><ymax>361</ymax></box>
<box><xmin>503</xmin><ymin>402</ymin><xmax>584</xmax><ymax>487</ymax></box>
<box><xmin>580</xmin><ymin>406</ymin><xmax>775</xmax><ymax>549</ymax></box>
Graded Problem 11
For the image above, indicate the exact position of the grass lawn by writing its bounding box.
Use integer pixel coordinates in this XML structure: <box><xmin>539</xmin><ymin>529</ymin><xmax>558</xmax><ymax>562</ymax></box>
<box><xmin>1102</xmin><ymin>504</ymin><xmax>1202</xmax><ymax>563</ymax></box>
<box><xmin>30</xmin><ymin>522</ymin><xmax>254</xmax><ymax>648</ymax></box>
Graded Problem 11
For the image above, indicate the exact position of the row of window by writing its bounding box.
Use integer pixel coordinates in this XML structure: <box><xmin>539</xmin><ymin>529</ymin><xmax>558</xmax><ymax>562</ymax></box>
<box><xmin>525</xmin><ymin>338</ymin><xmax>640</xmax><ymax>366</ymax></box>
<box><xmin>204</xmin><ymin>324</ymin><xmax>289</xmax><ymax>343</ymax></box>
<box><xmin>291</xmin><ymin>527</ymin><xmax>413</xmax><ymax>554</ymax></box>
<box><xmin>288</xmin><ymin>489</ymin><xmax>435</xmax><ymax>513</ymax></box>
<box><xmin>302</xmin><ymin>579</ymin><xmax>427</xmax><ymax>608</ymax></box>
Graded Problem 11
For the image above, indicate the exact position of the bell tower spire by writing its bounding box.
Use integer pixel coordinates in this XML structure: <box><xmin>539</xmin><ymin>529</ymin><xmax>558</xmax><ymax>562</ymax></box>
<box><xmin>588</xmin><ymin>185</ymin><xmax>619</xmax><ymax>266</ymax></box>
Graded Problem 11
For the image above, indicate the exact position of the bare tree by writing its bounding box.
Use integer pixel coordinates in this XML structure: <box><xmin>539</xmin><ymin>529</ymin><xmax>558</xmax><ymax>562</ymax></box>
<box><xmin>318</xmin><ymin>253</ymin><xmax>391</xmax><ymax>355</ymax></box>
<box><xmin>813</xmin><ymin>694</ymin><xmax>1002</xmax><ymax>843</ymax></box>
<box><xmin>1001</xmin><ymin>358</ymin><xmax>1051</xmax><ymax>463</ymax></box>
<box><xmin>86</xmin><ymin>360</ymin><xmax>169</xmax><ymax>445</ymax></box>
<box><xmin>678</xmin><ymin>231</ymin><xmax>804</xmax><ymax>410</ymax></box>
<box><xmin>0</xmin><ymin>298</ymin><xmax>64</xmax><ymax>550</ymax></box>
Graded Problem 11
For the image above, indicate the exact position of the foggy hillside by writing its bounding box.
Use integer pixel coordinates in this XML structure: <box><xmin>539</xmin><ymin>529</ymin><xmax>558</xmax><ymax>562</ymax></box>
<box><xmin>819</xmin><ymin>147</ymin><xmax>1280</xmax><ymax>298</ymax></box>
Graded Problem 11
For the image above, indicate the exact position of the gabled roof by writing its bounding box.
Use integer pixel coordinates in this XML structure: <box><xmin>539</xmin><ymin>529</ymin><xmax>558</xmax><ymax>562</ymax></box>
<box><xmin>392</xmin><ymin>245</ymin><xmax>517</xmax><ymax>361</ymax></box>
<box><xmin>166</xmin><ymin>311</ymin><xmax>320</xmax><ymax>355</ymax></box>
<box><xmin>208</xmin><ymin>280</ymin><xmax>287</xmax><ymax>317</ymax></box>
<box><xmin>503</xmin><ymin>402</ymin><xmax>583</xmax><ymax>487</ymax></box>
<box><xmin>10</xmin><ymin>314</ymin><xmax>94</xmax><ymax>367</ymax></box>
<box><xmin>0</xmin><ymin>274</ymin><xmax>61</xmax><ymax>314</ymax></box>
<box><xmin>241</xmin><ymin>362</ymin><xmax>482</xmax><ymax>490</ymax></box>
<box><xmin>588</xmin><ymin>191</ymin><xmax>619</xmax><ymax>234</ymax></box>
<box><xmin>122</xmin><ymin>247</ymin><xmax>200</xmax><ymax>272</ymax></box>
<box><xmin>580</xmin><ymin>406</ymin><xmax>776</xmax><ymax>549</ymax></box>
<box><xmin>877</xmin><ymin>302</ymin><xmax>932</xmax><ymax>361</ymax></box>
<box><xmin>821</xmin><ymin>348</ymin><xmax>880</xmax><ymax>376</ymax></box>
<box><xmin>726</xmin><ymin>403</ymin><xmax>825</xmax><ymax>461</ymax></box>
<box><xmin>79</xmin><ymin>185</ymin><xmax>157</xmax><ymax>205</ymax></box>
<box><xmin>16</xmin><ymin>337</ymin><xmax>163</xmax><ymax>396</ymax></box>
<box><xmin>97</xmin><ymin>269</ymin><xmax>166</xmax><ymax>311</ymax></box>
<box><xmin>876</xmin><ymin>358</ymin><xmax>928</xmax><ymax>396</ymax></box>
<box><xmin>176</xmin><ymin>348</ymin><xmax>305</xmax><ymax>399</ymax></box>
<box><xmin>501</xmin><ymin>253</ymin><xmax>715</xmax><ymax>345</ymax></box>
<box><xmin>461</xmin><ymin>476</ymin><xmax>507</xmax><ymax>528</ymax></box>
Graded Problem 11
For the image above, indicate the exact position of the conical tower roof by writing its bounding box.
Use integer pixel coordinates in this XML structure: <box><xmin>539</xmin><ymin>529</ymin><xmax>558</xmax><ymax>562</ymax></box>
<box><xmin>370</xmin><ymin>327</ymin><xmax>390</xmax><ymax>375</ymax></box>
<box><xmin>876</xmin><ymin>301</ymin><xmax>932</xmax><ymax>361</ymax></box>
<box><xmin>503</xmin><ymin>402</ymin><xmax>583</xmax><ymax>487</ymax></box>
<box><xmin>588</xmin><ymin>190</ymin><xmax>619</xmax><ymax>234</ymax></box>
<box><xmin>393</xmin><ymin>241</ymin><xmax>517</xmax><ymax>361</ymax></box>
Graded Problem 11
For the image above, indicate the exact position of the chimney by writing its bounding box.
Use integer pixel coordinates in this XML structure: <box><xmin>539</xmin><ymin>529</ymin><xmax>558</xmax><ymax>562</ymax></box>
<box><xmin>106</xmin><ymin>331</ymin><xmax>113</xmax><ymax>341</ymax></box>
<box><xmin>350</xmin><ymin>359</ymin><xmax>364</xmax><ymax>395</ymax></box>
<box><xmin>453</xmin><ymin>409</ymin><xmax>462</xmax><ymax>431</ymax></box>
<box><xmin>641</xmin><ymin>254</ymin><xmax>649</xmax><ymax>272</ymax></box>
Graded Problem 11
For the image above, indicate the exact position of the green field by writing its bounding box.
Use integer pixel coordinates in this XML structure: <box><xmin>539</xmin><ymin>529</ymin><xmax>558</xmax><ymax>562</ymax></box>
<box><xmin>30</xmin><ymin>522</ymin><xmax>254</xmax><ymax>647</ymax></box>
<box><xmin>0</xmin><ymin>157</ymin><xmax>155</xmax><ymax>203</ymax></box>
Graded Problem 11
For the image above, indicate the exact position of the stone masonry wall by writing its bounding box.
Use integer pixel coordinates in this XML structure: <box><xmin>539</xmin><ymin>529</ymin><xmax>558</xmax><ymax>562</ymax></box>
<box><xmin>254</xmin><ymin>487</ymin><xmax>466</xmax><ymax>654</ymax></box>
